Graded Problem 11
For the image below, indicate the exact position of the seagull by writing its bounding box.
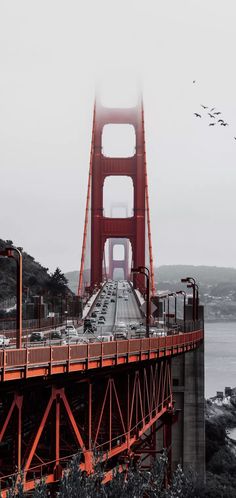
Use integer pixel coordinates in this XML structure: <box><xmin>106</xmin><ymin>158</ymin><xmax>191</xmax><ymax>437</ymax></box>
<box><xmin>208</xmin><ymin>113</ymin><xmax>215</xmax><ymax>118</ymax></box>
<box><xmin>209</xmin><ymin>123</ymin><xmax>216</xmax><ymax>126</ymax></box>
<box><xmin>201</xmin><ymin>105</ymin><xmax>208</xmax><ymax>109</ymax></box>
<box><xmin>218</xmin><ymin>119</ymin><xmax>224</xmax><ymax>123</ymax></box>
<box><xmin>194</xmin><ymin>113</ymin><xmax>201</xmax><ymax>118</ymax></box>
<box><xmin>210</xmin><ymin>107</ymin><xmax>216</xmax><ymax>112</ymax></box>
<box><xmin>221</xmin><ymin>122</ymin><xmax>229</xmax><ymax>126</ymax></box>
<box><xmin>214</xmin><ymin>112</ymin><xmax>221</xmax><ymax>115</ymax></box>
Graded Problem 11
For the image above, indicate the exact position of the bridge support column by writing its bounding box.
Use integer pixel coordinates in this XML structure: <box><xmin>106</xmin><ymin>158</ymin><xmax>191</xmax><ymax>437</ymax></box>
<box><xmin>171</xmin><ymin>341</ymin><xmax>205</xmax><ymax>478</ymax></box>
<box><xmin>16</xmin><ymin>394</ymin><xmax>23</xmax><ymax>472</ymax></box>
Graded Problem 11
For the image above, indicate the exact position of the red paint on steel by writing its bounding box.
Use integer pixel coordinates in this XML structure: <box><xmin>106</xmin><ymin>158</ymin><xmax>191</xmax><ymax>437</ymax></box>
<box><xmin>141</xmin><ymin>104</ymin><xmax>155</xmax><ymax>295</ymax></box>
<box><xmin>78</xmin><ymin>104</ymin><xmax>96</xmax><ymax>296</ymax></box>
<box><xmin>0</xmin><ymin>330</ymin><xmax>203</xmax><ymax>382</ymax></box>
<box><xmin>0</xmin><ymin>361</ymin><xmax>173</xmax><ymax>493</ymax></box>
<box><xmin>88</xmin><ymin>97</ymin><xmax>147</xmax><ymax>293</ymax></box>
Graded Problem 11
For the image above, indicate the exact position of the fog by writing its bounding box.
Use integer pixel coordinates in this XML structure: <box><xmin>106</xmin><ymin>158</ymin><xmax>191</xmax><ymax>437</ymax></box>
<box><xmin>1</xmin><ymin>1</ymin><xmax>236</xmax><ymax>273</ymax></box>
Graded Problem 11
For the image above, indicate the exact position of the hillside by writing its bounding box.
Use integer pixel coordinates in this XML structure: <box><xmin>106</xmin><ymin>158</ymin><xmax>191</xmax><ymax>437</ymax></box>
<box><xmin>0</xmin><ymin>239</ymin><xmax>71</xmax><ymax>306</ymax></box>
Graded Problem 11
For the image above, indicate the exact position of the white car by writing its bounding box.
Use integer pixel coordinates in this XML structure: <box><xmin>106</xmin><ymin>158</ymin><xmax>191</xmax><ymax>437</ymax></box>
<box><xmin>64</xmin><ymin>324</ymin><xmax>77</xmax><ymax>335</ymax></box>
<box><xmin>0</xmin><ymin>334</ymin><xmax>10</xmax><ymax>347</ymax></box>
<box><xmin>96</xmin><ymin>334</ymin><xmax>114</xmax><ymax>342</ymax></box>
<box><xmin>116</xmin><ymin>322</ymin><xmax>126</xmax><ymax>329</ymax></box>
<box><xmin>62</xmin><ymin>330</ymin><xmax>80</xmax><ymax>344</ymax></box>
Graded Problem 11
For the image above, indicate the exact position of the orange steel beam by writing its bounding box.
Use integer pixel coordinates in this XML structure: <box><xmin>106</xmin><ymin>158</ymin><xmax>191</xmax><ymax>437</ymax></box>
<box><xmin>78</xmin><ymin>104</ymin><xmax>96</xmax><ymax>297</ymax></box>
<box><xmin>0</xmin><ymin>330</ymin><xmax>204</xmax><ymax>383</ymax></box>
<box><xmin>141</xmin><ymin>103</ymin><xmax>155</xmax><ymax>296</ymax></box>
<box><xmin>0</xmin><ymin>360</ymin><xmax>174</xmax><ymax>494</ymax></box>
<box><xmin>0</xmin><ymin>397</ymin><xmax>16</xmax><ymax>441</ymax></box>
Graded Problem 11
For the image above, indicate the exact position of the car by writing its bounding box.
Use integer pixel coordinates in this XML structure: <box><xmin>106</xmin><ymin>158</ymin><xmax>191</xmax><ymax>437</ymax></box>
<box><xmin>62</xmin><ymin>331</ymin><xmax>81</xmax><ymax>344</ymax></box>
<box><xmin>133</xmin><ymin>327</ymin><xmax>146</xmax><ymax>338</ymax></box>
<box><xmin>124</xmin><ymin>297</ymin><xmax>128</xmax><ymax>301</ymax></box>
<box><xmin>65</xmin><ymin>324</ymin><xmax>77</xmax><ymax>335</ymax></box>
<box><xmin>129</xmin><ymin>322</ymin><xmax>139</xmax><ymax>330</ymax></box>
<box><xmin>30</xmin><ymin>332</ymin><xmax>44</xmax><ymax>342</ymax></box>
<box><xmin>50</xmin><ymin>330</ymin><xmax>62</xmax><ymax>340</ymax></box>
<box><xmin>96</xmin><ymin>334</ymin><xmax>114</xmax><ymax>342</ymax></box>
<box><xmin>114</xmin><ymin>331</ymin><xmax>127</xmax><ymax>340</ymax></box>
<box><xmin>91</xmin><ymin>312</ymin><xmax>97</xmax><ymax>318</ymax></box>
<box><xmin>116</xmin><ymin>322</ymin><xmax>126</xmax><ymax>329</ymax></box>
<box><xmin>0</xmin><ymin>334</ymin><xmax>10</xmax><ymax>347</ymax></box>
<box><xmin>84</xmin><ymin>324</ymin><xmax>97</xmax><ymax>333</ymax></box>
<box><xmin>149</xmin><ymin>328</ymin><xmax>166</xmax><ymax>337</ymax></box>
<box><xmin>111</xmin><ymin>299</ymin><xmax>115</xmax><ymax>303</ymax></box>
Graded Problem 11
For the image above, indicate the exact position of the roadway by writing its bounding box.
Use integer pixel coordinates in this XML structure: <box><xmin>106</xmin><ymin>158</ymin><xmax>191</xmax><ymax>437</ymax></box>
<box><xmin>116</xmin><ymin>281</ymin><xmax>142</xmax><ymax>326</ymax></box>
<box><xmin>84</xmin><ymin>280</ymin><xmax>143</xmax><ymax>339</ymax></box>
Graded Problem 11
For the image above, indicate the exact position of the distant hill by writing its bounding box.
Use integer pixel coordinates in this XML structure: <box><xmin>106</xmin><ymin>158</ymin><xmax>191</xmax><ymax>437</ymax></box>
<box><xmin>65</xmin><ymin>271</ymin><xmax>80</xmax><ymax>294</ymax></box>
<box><xmin>66</xmin><ymin>265</ymin><xmax>236</xmax><ymax>293</ymax></box>
<box><xmin>156</xmin><ymin>265</ymin><xmax>236</xmax><ymax>286</ymax></box>
<box><xmin>65</xmin><ymin>265</ymin><xmax>236</xmax><ymax>321</ymax></box>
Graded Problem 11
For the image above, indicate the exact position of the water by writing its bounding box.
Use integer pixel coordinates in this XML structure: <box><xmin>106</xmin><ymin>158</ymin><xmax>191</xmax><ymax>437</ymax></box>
<box><xmin>205</xmin><ymin>322</ymin><xmax>236</xmax><ymax>398</ymax></box>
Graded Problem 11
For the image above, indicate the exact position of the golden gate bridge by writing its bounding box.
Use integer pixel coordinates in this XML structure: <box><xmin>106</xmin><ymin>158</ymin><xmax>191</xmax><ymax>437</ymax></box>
<box><xmin>0</xmin><ymin>95</ymin><xmax>204</xmax><ymax>495</ymax></box>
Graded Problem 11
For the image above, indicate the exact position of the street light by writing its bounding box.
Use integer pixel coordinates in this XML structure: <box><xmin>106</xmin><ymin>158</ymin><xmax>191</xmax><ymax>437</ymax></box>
<box><xmin>181</xmin><ymin>277</ymin><xmax>198</xmax><ymax>322</ymax></box>
<box><xmin>158</xmin><ymin>294</ymin><xmax>169</xmax><ymax>329</ymax></box>
<box><xmin>176</xmin><ymin>290</ymin><xmax>186</xmax><ymax>332</ymax></box>
<box><xmin>0</xmin><ymin>246</ymin><xmax>22</xmax><ymax>349</ymax></box>
<box><xmin>168</xmin><ymin>292</ymin><xmax>177</xmax><ymax>323</ymax></box>
<box><xmin>131</xmin><ymin>266</ymin><xmax>150</xmax><ymax>338</ymax></box>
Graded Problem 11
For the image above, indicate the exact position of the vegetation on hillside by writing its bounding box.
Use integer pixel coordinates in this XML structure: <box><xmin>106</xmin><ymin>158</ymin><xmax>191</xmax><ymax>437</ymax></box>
<box><xmin>0</xmin><ymin>239</ymin><xmax>72</xmax><ymax>304</ymax></box>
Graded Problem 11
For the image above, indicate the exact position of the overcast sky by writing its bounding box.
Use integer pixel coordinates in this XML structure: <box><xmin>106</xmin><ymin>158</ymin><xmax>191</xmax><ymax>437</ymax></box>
<box><xmin>1</xmin><ymin>1</ymin><xmax>236</xmax><ymax>275</ymax></box>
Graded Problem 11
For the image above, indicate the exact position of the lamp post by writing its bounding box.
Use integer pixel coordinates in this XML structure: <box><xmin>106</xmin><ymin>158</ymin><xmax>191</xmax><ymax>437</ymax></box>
<box><xmin>131</xmin><ymin>266</ymin><xmax>150</xmax><ymax>338</ymax></box>
<box><xmin>168</xmin><ymin>292</ymin><xmax>177</xmax><ymax>323</ymax></box>
<box><xmin>158</xmin><ymin>294</ymin><xmax>169</xmax><ymax>330</ymax></box>
<box><xmin>65</xmin><ymin>310</ymin><xmax>68</xmax><ymax>328</ymax></box>
<box><xmin>0</xmin><ymin>246</ymin><xmax>23</xmax><ymax>349</ymax></box>
<box><xmin>181</xmin><ymin>277</ymin><xmax>197</xmax><ymax>322</ymax></box>
<box><xmin>176</xmin><ymin>290</ymin><xmax>186</xmax><ymax>332</ymax></box>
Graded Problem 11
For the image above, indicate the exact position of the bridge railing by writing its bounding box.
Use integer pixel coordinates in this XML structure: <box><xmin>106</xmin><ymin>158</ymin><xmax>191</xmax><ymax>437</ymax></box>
<box><xmin>0</xmin><ymin>329</ymin><xmax>204</xmax><ymax>382</ymax></box>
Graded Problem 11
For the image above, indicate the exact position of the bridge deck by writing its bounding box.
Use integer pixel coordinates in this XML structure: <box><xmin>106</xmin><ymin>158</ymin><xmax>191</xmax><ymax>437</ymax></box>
<box><xmin>0</xmin><ymin>330</ymin><xmax>203</xmax><ymax>382</ymax></box>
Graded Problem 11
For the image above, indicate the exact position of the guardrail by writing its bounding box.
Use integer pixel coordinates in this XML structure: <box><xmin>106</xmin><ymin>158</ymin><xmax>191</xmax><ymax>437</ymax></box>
<box><xmin>0</xmin><ymin>329</ymin><xmax>204</xmax><ymax>382</ymax></box>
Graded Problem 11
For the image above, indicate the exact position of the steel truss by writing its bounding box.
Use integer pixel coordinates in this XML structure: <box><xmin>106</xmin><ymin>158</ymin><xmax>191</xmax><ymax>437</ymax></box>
<box><xmin>0</xmin><ymin>360</ymin><xmax>173</xmax><ymax>494</ymax></box>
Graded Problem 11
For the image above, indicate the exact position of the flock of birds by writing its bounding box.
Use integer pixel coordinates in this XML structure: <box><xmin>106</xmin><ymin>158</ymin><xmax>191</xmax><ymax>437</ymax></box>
<box><xmin>194</xmin><ymin>104</ymin><xmax>236</xmax><ymax>141</ymax></box>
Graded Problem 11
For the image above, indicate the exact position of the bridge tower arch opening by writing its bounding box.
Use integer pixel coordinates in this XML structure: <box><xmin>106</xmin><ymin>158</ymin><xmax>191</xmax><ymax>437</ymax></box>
<box><xmin>104</xmin><ymin>237</ymin><xmax>132</xmax><ymax>281</ymax></box>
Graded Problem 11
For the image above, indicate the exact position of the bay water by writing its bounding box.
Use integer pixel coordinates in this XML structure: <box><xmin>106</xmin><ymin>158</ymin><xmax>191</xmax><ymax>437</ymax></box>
<box><xmin>205</xmin><ymin>321</ymin><xmax>236</xmax><ymax>398</ymax></box>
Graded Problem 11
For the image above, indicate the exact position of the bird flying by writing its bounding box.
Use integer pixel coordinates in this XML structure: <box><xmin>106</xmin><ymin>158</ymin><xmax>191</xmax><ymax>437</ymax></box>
<box><xmin>214</xmin><ymin>112</ymin><xmax>221</xmax><ymax>115</ymax></box>
<box><xmin>208</xmin><ymin>113</ymin><xmax>215</xmax><ymax>118</ymax></box>
<box><xmin>209</xmin><ymin>123</ymin><xmax>216</xmax><ymax>126</ymax></box>
<box><xmin>201</xmin><ymin>105</ymin><xmax>208</xmax><ymax>109</ymax></box>
<box><xmin>218</xmin><ymin>119</ymin><xmax>224</xmax><ymax>123</ymax></box>
<box><xmin>221</xmin><ymin>122</ymin><xmax>229</xmax><ymax>126</ymax></box>
<box><xmin>210</xmin><ymin>107</ymin><xmax>215</xmax><ymax>112</ymax></box>
<box><xmin>194</xmin><ymin>113</ymin><xmax>201</xmax><ymax>118</ymax></box>
<box><xmin>193</xmin><ymin>80</ymin><xmax>196</xmax><ymax>83</ymax></box>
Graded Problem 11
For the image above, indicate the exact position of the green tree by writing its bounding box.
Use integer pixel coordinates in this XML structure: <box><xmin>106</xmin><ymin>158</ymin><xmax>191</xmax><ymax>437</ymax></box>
<box><xmin>49</xmin><ymin>268</ymin><xmax>68</xmax><ymax>296</ymax></box>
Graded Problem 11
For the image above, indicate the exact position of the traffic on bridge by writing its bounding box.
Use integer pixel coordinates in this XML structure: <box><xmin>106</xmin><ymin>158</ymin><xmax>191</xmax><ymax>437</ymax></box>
<box><xmin>0</xmin><ymin>96</ymin><xmax>204</xmax><ymax>496</ymax></box>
